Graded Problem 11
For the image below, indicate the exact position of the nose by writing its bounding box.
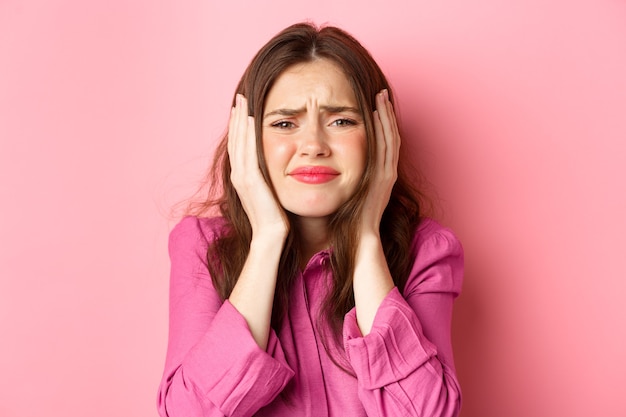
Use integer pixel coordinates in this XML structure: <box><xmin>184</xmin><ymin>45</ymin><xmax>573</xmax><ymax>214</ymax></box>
<box><xmin>298</xmin><ymin>122</ymin><xmax>330</xmax><ymax>157</ymax></box>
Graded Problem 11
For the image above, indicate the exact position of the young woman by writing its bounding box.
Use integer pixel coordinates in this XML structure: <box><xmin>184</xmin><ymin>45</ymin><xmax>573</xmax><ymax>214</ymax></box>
<box><xmin>157</xmin><ymin>22</ymin><xmax>463</xmax><ymax>417</ymax></box>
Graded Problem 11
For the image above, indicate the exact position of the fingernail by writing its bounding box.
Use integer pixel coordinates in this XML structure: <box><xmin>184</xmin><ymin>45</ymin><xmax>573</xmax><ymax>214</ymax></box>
<box><xmin>383</xmin><ymin>89</ymin><xmax>389</xmax><ymax>99</ymax></box>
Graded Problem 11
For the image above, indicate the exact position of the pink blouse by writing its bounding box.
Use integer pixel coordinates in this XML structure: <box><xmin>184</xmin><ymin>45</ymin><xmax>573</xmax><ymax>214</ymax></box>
<box><xmin>157</xmin><ymin>216</ymin><xmax>463</xmax><ymax>417</ymax></box>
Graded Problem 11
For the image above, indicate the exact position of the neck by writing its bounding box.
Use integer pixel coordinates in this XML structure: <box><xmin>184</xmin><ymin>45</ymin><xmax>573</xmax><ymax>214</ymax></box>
<box><xmin>291</xmin><ymin>215</ymin><xmax>331</xmax><ymax>267</ymax></box>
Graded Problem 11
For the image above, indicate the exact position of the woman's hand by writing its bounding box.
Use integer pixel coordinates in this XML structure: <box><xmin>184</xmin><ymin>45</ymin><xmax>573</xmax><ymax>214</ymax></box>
<box><xmin>361</xmin><ymin>89</ymin><xmax>400</xmax><ymax>237</ymax></box>
<box><xmin>228</xmin><ymin>94</ymin><xmax>289</xmax><ymax>239</ymax></box>
<box><xmin>352</xmin><ymin>89</ymin><xmax>400</xmax><ymax>335</ymax></box>
<box><xmin>227</xmin><ymin>95</ymin><xmax>288</xmax><ymax>350</ymax></box>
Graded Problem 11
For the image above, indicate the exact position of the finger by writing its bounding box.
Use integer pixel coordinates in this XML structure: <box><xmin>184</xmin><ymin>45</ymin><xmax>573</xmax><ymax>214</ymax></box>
<box><xmin>372</xmin><ymin>108</ymin><xmax>385</xmax><ymax>171</ymax></box>
<box><xmin>228</xmin><ymin>105</ymin><xmax>237</xmax><ymax>164</ymax></box>
<box><xmin>231</xmin><ymin>95</ymin><xmax>250</xmax><ymax>176</ymax></box>
<box><xmin>228</xmin><ymin>95</ymin><xmax>243</xmax><ymax>165</ymax></box>
<box><xmin>375</xmin><ymin>91</ymin><xmax>392</xmax><ymax>170</ymax></box>
<box><xmin>377</xmin><ymin>90</ymin><xmax>400</xmax><ymax>171</ymax></box>
<box><xmin>384</xmin><ymin>90</ymin><xmax>401</xmax><ymax>162</ymax></box>
<box><xmin>381</xmin><ymin>90</ymin><xmax>399</xmax><ymax>169</ymax></box>
<box><xmin>244</xmin><ymin>115</ymin><xmax>257</xmax><ymax>173</ymax></box>
<box><xmin>236</xmin><ymin>96</ymin><xmax>257</xmax><ymax>174</ymax></box>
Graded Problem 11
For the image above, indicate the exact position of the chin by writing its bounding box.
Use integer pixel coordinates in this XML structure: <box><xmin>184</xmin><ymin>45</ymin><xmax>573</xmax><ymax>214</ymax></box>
<box><xmin>279</xmin><ymin>193</ymin><xmax>352</xmax><ymax>220</ymax></box>
<box><xmin>282</xmin><ymin>202</ymin><xmax>343</xmax><ymax>219</ymax></box>
<box><xmin>285</xmin><ymin>207</ymin><xmax>337</xmax><ymax>219</ymax></box>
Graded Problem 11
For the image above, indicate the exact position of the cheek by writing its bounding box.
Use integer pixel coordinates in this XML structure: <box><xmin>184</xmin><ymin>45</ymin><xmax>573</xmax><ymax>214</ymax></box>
<box><xmin>357</xmin><ymin>140</ymin><xmax>367</xmax><ymax>171</ymax></box>
<box><xmin>262</xmin><ymin>136</ymin><xmax>295</xmax><ymax>173</ymax></box>
<box><xmin>342</xmin><ymin>135</ymin><xmax>368</xmax><ymax>175</ymax></box>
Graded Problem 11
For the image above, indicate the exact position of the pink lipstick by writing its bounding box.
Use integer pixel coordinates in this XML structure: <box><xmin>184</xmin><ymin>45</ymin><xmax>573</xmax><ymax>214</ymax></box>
<box><xmin>288</xmin><ymin>166</ymin><xmax>339</xmax><ymax>184</ymax></box>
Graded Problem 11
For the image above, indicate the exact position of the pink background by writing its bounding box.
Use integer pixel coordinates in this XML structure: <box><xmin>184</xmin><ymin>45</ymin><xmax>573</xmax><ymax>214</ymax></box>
<box><xmin>1</xmin><ymin>1</ymin><xmax>625</xmax><ymax>416</ymax></box>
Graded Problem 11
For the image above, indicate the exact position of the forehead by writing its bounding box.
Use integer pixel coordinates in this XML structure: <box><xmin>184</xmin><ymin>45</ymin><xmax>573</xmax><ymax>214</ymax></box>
<box><xmin>264</xmin><ymin>59</ymin><xmax>357</xmax><ymax>108</ymax></box>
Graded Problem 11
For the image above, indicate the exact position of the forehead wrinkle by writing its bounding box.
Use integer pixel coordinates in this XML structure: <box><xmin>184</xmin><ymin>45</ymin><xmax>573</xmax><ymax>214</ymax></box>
<box><xmin>263</xmin><ymin>104</ymin><xmax>361</xmax><ymax>119</ymax></box>
<box><xmin>264</xmin><ymin>74</ymin><xmax>359</xmax><ymax>118</ymax></box>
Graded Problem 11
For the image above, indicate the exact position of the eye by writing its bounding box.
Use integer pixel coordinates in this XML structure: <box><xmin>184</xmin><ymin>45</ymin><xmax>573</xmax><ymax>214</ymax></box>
<box><xmin>330</xmin><ymin>118</ymin><xmax>357</xmax><ymax>127</ymax></box>
<box><xmin>271</xmin><ymin>120</ymin><xmax>295</xmax><ymax>129</ymax></box>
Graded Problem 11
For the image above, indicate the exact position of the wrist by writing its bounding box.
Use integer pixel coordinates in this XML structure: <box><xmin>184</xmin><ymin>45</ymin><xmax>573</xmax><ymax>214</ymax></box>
<box><xmin>250</xmin><ymin>228</ymin><xmax>287</xmax><ymax>255</ymax></box>
<box><xmin>356</xmin><ymin>230</ymin><xmax>382</xmax><ymax>253</ymax></box>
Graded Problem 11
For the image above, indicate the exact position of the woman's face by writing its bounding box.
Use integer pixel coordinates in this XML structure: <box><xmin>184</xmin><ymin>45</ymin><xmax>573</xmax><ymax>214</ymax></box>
<box><xmin>262</xmin><ymin>59</ymin><xmax>367</xmax><ymax>219</ymax></box>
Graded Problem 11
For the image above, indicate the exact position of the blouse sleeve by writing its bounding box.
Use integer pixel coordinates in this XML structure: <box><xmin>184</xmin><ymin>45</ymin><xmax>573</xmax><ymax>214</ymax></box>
<box><xmin>343</xmin><ymin>220</ymin><xmax>463</xmax><ymax>417</ymax></box>
<box><xmin>156</xmin><ymin>217</ymin><xmax>295</xmax><ymax>417</ymax></box>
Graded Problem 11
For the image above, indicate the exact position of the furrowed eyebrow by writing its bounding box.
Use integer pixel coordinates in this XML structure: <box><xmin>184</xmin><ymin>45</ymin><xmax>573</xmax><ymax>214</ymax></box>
<box><xmin>263</xmin><ymin>108</ymin><xmax>304</xmax><ymax>119</ymax></box>
<box><xmin>320</xmin><ymin>105</ymin><xmax>361</xmax><ymax>115</ymax></box>
<box><xmin>263</xmin><ymin>105</ymin><xmax>361</xmax><ymax>119</ymax></box>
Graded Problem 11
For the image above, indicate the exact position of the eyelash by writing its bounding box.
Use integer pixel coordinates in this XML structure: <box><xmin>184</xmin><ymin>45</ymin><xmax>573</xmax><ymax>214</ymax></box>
<box><xmin>331</xmin><ymin>118</ymin><xmax>357</xmax><ymax>127</ymax></box>
<box><xmin>270</xmin><ymin>118</ymin><xmax>357</xmax><ymax>129</ymax></box>
<box><xmin>271</xmin><ymin>121</ymin><xmax>296</xmax><ymax>129</ymax></box>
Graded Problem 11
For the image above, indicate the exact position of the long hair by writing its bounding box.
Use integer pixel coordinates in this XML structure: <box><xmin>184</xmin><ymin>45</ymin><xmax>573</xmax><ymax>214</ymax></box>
<box><xmin>190</xmin><ymin>22</ymin><xmax>423</xmax><ymax>361</ymax></box>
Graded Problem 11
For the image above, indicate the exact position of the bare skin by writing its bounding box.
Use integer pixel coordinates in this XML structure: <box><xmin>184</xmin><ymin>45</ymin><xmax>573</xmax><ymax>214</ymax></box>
<box><xmin>227</xmin><ymin>95</ymin><xmax>289</xmax><ymax>350</ymax></box>
<box><xmin>352</xmin><ymin>89</ymin><xmax>399</xmax><ymax>335</ymax></box>
<box><xmin>227</xmin><ymin>72</ymin><xmax>401</xmax><ymax>349</ymax></box>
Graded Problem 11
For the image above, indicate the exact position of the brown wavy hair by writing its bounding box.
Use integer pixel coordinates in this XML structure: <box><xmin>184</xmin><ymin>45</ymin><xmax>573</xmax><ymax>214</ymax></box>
<box><xmin>190</xmin><ymin>22</ymin><xmax>424</xmax><ymax>357</ymax></box>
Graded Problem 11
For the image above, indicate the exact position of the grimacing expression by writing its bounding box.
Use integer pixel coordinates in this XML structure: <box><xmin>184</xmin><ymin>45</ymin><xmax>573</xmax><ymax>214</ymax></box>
<box><xmin>262</xmin><ymin>59</ymin><xmax>367</xmax><ymax>219</ymax></box>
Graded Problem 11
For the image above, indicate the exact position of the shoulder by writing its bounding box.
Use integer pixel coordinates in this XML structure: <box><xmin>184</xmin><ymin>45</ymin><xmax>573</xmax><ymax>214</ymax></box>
<box><xmin>405</xmin><ymin>217</ymin><xmax>464</xmax><ymax>296</ymax></box>
<box><xmin>168</xmin><ymin>216</ymin><xmax>229</xmax><ymax>255</ymax></box>
<box><xmin>411</xmin><ymin>218</ymin><xmax>463</xmax><ymax>258</ymax></box>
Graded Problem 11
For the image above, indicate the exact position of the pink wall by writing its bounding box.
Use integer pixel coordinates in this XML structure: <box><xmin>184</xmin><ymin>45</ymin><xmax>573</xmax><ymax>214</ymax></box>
<box><xmin>1</xmin><ymin>1</ymin><xmax>625</xmax><ymax>416</ymax></box>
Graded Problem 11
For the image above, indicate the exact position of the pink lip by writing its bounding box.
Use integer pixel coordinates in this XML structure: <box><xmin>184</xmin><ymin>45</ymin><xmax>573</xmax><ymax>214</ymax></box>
<box><xmin>288</xmin><ymin>166</ymin><xmax>340</xmax><ymax>184</ymax></box>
